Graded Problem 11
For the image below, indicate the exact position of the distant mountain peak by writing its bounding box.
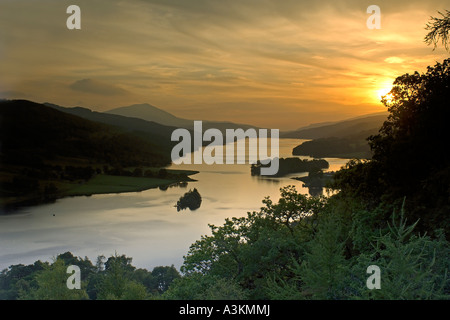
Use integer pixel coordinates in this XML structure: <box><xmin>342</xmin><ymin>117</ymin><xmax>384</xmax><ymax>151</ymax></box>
<box><xmin>105</xmin><ymin>103</ymin><xmax>189</xmax><ymax>127</ymax></box>
<box><xmin>116</xmin><ymin>103</ymin><xmax>164</xmax><ymax>111</ymax></box>
<box><xmin>105</xmin><ymin>103</ymin><xmax>257</xmax><ymax>131</ymax></box>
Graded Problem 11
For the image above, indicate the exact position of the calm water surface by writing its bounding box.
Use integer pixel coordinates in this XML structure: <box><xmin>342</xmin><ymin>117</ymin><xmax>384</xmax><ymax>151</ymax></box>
<box><xmin>0</xmin><ymin>139</ymin><xmax>349</xmax><ymax>270</ymax></box>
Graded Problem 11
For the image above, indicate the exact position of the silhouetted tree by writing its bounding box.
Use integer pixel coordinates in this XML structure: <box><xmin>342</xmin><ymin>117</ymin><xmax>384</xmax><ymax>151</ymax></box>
<box><xmin>157</xmin><ymin>168</ymin><xmax>168</xmax><ymax>179</ymax></box>
<box><xmin>334</xmin><ymin>58</ymin><xmax>450</xmax><ymax>235</ymax></box>
<box><xmin>176</xmin><ymin>188</ymin><xmax>202</xmax><ymax>211</ymax></box>
<box><xmin>425</xmin><ymin>10</ymin><xmax>450</xmax><ymax>51</ymax></box>
<box><xmin>133</xmin><ymin>167</ymin><xmax>143</xmax><ymax>177</ymax></box>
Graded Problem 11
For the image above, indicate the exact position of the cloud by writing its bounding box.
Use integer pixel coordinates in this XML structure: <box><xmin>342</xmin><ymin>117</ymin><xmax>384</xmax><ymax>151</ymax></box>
<box><xmin>384</xmin><ymin>57</ymin><xmax>405</xmax><ymax>64</ymax></box>
<box><xmin>1</xmin><ymin>0</ymin><xmax>449</xmax><ymax>128</ymax></box>
<box><xmin>0</xmin><ymin>91</ymin><xmax>29</xmax><ymax>99</ymax></box>
<box><xmin>69</xmin><ymin>79</ymin><xmax>129</xmax><ymax>96</ymax></box>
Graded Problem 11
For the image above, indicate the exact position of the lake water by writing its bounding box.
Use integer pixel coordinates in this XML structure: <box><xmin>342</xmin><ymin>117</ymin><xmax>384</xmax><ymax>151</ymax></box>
<box><xmin>0</xmin><ymin>139</ymin><xmax>350</xmax><ymax>271</ymax></box>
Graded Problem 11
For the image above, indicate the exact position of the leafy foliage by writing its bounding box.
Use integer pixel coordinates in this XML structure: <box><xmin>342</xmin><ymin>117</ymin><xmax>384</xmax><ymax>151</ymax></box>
<box><xmin>18</xmin><ymin>258</ymin><xmax>89</xmax><ymax>300</ymax></box>
<box><xmin>0</xmin><ymin>252</ymin><xmax>180</xmax><ymax>300</ymax></box>
<box><xmin>299</xmin><ymin>214</ymin><xmax>350</xmax><ymax>299</ymax></box>
<box><xmin>179</xmin><ymin>186</ymin><xmax>326</xmax><ymax>299</ymax></box>
<box><xmin>425</xmin><ymin>10</ymin><xmax>450</xmax><ymax>51</ymax></box>
<box><xmin>2</xmin><ymin>18</ymin><xmax>450</xmax><ymax>301</ymax></box>
<box><xmin>333</xmin><ymin>59</ymin><xmax>450</xmax><ymax>236</ymax></box>
<box><xmin>350</xmin><ymin>207</ymin><xmax>449</xmax><ymax>299</ymax></box>
<box><xmin>176</xmin><ymin>188</ymin><xmax>202</xmax><ymax>211</ymax></box>
<box><xmin>1</xmin><ymin>188</ymin><xmax>448</xmax><ymax>300</ymax></box>
<box><xmin>0</xmin><ymin>99</ymin><xmax>173</xmax><ymax>208</ymax></box>
<box><xmin>163</xmin><ymin>273</ymin><xmax>248</xmax><ymax>300</ymax></box>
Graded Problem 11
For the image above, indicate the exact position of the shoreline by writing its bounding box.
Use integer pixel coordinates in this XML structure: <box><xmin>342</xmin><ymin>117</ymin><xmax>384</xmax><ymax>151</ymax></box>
<box><xmin>0</xmin><ymin>170</ymin><xmax>199</xmax><ymax>214</ymax></box>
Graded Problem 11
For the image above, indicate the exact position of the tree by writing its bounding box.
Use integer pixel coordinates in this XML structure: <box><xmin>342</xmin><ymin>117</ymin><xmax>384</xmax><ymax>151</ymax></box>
<box><xmin>158</xmin><ymin>168</ymin><xmax>168</xmax><ymax>178</ymax></box>
<box><xmin>176</xmin><ymin>188</ymin><xmax>202</xmax><ymax>211</ymax></box>
<box><xmin>299</xmin><ymin>214</ymin><xmax>350</xmax><ymax>299</ymax></box>
<box><xmin>334</xmin><ymin>58</ymin><xmax>450</xmax><ymax>235</ymax></box>
<box><xmin>0</xmin><ymin>261</ymin><xmax>45</xmax><ymax>300</ymax></box>
<box><xmin>370</xmin><ymin>58</ymin><xmax>450</xmax><ymax>233</ymax></box>
<box><xmin>19</xmin><ymin>258</ymin><xmax>88</xmax><ymax>300</ymax></box>
<box><xmin>96</xmin><ymin>253</ymin><xmax>148</xmax><ymax>300</ymax></box>
<box><xmin>163</xmin><ymin>273</ymin><xmax>248</xmax><ymax>300</ymax></box>
<box><xmin>266</xmin><ymin>213</ymin><xmax>350</xmax><ymax>300</ymax></box>
<box><xmin>56</xmin><ymin>251</ymin><xmax>96</xmax><ymax>281</ymax></box>
<box><xmin>425</xmin><ymin>10</ymin><xmax>450</xmax><ymax>51</ymax></box>
<box><xmin>150</xmin><ymin>265</ymin><xmax>181</xmax><ymax>294</ymax></box>
<box><xmin>351</xmin><ymin>208</ymin><xmax>450</xmax><ymax>299</ymax></box>
<box><xmin>133</xmin><ymin>167</ymin><xmax>143</xmax><ymax>177</ymax></box>
<box><xmin>179</xmin><ymin>186</ymin><xmax>325</xmax><ymax>299</ymax></box>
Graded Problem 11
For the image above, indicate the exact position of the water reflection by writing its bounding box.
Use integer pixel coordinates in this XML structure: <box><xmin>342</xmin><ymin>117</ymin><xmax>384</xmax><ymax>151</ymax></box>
<box><xmin>159</xmin><ymin>181</ymin><xmax>189</xmax><ymax>191</ymax></box>
<box><xmin>0</xmin><ymin>139</ymin><xmax>350</xmax><ymax>270</ymax></box>
<box><xmin>250</xmin><ymin>175</ymin><xmax>282</xmax><ymax>184</ymax></box>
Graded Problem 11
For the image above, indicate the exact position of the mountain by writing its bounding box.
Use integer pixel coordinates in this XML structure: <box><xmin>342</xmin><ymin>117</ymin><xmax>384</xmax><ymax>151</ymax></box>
<box><xmin>0</xmin><ymin>99</ymin><xmax>176</xmax><ymax>209</ymax></box>
<box><xmin>288</xmin><ymin>120</ymin><xmax>336</xmax><ymax>132</ymax></box>
<box><xmin>281</xmin><ymin>112</ymin><xmax>388</xmax><ymax>139</ymax></box>
<box><xmin>0</xmin><ymin>100</ymin><xmax>208</xmax><ymax>210</ymax></box>
<box><xmin>292</xmin><ymin>132</ymin><xmax>373</xmax><ymax>159</ymax></box>
<box><xmin>105</xmin><ymin>103</ymin><xmax>191</xmax><ymax>128</ymax></box>
<box><xmin>287</xmin><ymin>112</ymin><xmax>388</xmax><ymax>159</ymax></box>
<box><xmin>105</xmin><ymin>103</ymin><xmax>258</xmax><ymax>131</ymax></box>
<box><xmin>44</xmin><ymin>103</ymin><xmax>179</xmax><ymax>153</ymax></box>
<box><xmin>0</xmin><ymin>100</ymin><xmax>171</xmax><ymax>168</ymax></box>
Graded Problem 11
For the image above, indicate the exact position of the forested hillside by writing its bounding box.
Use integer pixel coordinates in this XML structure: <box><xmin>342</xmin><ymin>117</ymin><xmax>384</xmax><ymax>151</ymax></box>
<box><xmin>0</xmin><ymin>100</ymin><xmax>174</xmax><ymax>208</ymax></box>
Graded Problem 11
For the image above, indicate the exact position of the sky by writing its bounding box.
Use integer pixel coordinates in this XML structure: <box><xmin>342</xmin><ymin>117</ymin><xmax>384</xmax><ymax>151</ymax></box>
<box><xmin>0</xmin><ymin>0</ymin><xmax>448</xmax><ymax>130</ymax></box>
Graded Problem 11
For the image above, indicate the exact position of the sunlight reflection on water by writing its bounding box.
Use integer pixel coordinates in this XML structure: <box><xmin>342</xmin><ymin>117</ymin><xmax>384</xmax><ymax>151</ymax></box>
<box><xmin>0</xmin><ymin>139</ymin><xmax>349</xmax><ymax>270</ymax></box>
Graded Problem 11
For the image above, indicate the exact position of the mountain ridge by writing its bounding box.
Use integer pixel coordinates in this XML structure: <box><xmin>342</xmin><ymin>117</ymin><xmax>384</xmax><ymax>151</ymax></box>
<box><xmin>105</xmin><ymin>103</ymin><xmax>258</xmax><ymax>131</ymax></box>
<box><xmin>1</xmin><ymin>99</ymin><xmax>172</xmax><ymax>167</ymax></box>
<box><xmin>44</xmin><ymin>102</ymin><xmax>179</xmax><ymax>153</ymax></box>
<box><xmin>105</xmin><ymin>103</ymin><xmax>190</xmax><ymax>128</ymax></box>
<box><xmin>281</xmin><ymin>112</ymin><xmax>388</xmax><ymax>140</ymax></box>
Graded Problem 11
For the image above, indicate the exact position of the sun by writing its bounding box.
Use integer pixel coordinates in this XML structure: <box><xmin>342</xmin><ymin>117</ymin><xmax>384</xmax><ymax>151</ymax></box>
<box><xmin>375</xmin><ymin>82</ymin><xmax>394</xmax><ymax>103</ymax></box>
<box><xmin>377</xmin><ymin>87</ymin><xmax>391</xmax><ymax>99</ymax></box>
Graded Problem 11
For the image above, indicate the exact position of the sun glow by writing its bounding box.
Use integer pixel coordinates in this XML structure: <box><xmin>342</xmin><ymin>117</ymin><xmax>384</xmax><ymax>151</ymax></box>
<box><xmin>376</xmin><ymin>82</ymin><xmax>394</xmax><ymax>104</ymax></box>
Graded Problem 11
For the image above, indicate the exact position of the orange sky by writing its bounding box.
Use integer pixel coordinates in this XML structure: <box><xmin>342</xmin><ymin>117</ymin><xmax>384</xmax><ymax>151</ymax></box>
<box><xmin>0</xmin><ymin>0</ymin><xmax>448</xmax><ymax>129</ymax></box>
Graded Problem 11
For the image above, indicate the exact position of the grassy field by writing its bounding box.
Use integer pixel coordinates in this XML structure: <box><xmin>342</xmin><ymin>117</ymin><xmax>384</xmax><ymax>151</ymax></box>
<box><xmin>63</xmin><ymin>171</ymin><xmax>198</xmax><ymax>196</ymax></box>
<box><xmin>0</xmin><ymin>164</ymin><xmax>199</xmax><ymax>210</ymax></box>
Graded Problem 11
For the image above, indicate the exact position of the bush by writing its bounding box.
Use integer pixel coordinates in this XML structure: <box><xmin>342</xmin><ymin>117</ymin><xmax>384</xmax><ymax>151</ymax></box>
<box><xmin>350</xmin><ymin>208</ymin><xmax>449</xmax><ymax>299</ymax></box>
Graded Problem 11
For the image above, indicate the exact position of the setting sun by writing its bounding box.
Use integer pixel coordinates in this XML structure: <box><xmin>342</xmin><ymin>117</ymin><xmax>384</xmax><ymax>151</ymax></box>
<box><xmin>1</xmin><ymin>0</ymin><xmax>450</xmax><ymax>304</ymax></box>
<box><xmin>376</xmin><ymin>82</ymin><xmax>394</xmax><ymax>103</ymax></box>
<box><xmin>382</xmin><ymin>92</ymin><xmax>394</xmax><ymax>104</ymax></box>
